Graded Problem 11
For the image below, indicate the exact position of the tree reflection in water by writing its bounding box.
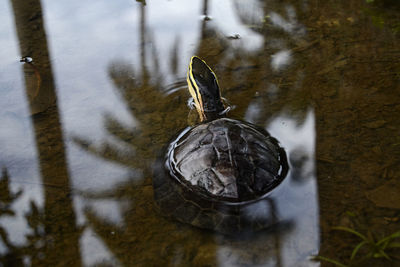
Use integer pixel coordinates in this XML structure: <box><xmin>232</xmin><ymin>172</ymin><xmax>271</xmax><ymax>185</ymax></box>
<box><xmin>73</xmin><ymin>2</ymin><xmax>217</xmax><ymax>265</ymax></box>
<box><xmin>70</xmin><ymin>0</ymin><xmax>321</xmax><ymax>266</ymax></box>
<box><xmin>4</xmin><ymin>0</ymin><xmax>82</xmax><ymax>265</ymax></box>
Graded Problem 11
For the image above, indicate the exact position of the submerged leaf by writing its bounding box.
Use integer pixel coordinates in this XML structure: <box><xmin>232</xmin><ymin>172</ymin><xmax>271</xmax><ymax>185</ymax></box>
<box><xmin>333</xmin><ymin>226</ymin><xmax>368</xmax><ymax>241</ymax></box>
<box><xmin>351</xmin><ymin>241</ymin><xmax>367</xmax><ymax>260</ymax></box>
<box><xmin>376</xmin><ymin>230</ymin><xmax>400</xmax><ymax>246</ymax></box>
<box><xmin>313</xmin><ymin>255</ymin><xmax>348</xmax><ymax>267</ymax></box>
<box><xmin>376</xmin><ymin>249</ymin><xmax>391</xmax><ymax>260</ymax></box>
<box><xmin>387</xmin><ymin>242</ymin><xmax>400</xmax><ymax>248</ymax></box>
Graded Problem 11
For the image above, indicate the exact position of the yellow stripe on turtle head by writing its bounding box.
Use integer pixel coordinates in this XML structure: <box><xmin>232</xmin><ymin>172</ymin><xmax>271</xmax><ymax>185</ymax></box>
<box><xmin>187</xmin><ymin>56</ymin><xmax>205</xmax><ymax>121</ymax></box>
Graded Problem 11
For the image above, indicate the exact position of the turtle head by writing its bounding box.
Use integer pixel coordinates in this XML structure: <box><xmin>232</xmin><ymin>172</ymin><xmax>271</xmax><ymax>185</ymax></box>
<box><xmin>187</xmin><ymin>56</ymin><xmax>225</xmax><ymax>122</ymax></box>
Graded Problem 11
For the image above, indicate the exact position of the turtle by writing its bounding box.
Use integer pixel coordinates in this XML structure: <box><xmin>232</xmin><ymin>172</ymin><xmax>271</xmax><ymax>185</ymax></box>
<box><xmin>152</xmin><ymin>56</ymin><xmax>289</xmax><ymax>234</ymax></box>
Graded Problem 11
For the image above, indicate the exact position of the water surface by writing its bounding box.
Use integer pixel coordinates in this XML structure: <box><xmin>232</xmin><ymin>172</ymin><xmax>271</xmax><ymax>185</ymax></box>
<box><xmin>0</xmin><ymin>0</ymin><xmax>399</xmax><ymax>266</ymax></box>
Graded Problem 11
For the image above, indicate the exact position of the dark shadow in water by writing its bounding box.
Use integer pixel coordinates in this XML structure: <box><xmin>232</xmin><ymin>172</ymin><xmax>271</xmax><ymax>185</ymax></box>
<box><xmin>6</xmin><ymin>0</ymin><xmax>82</xmax><ymax>265</ymax></box>
<box><xmin>304</xmin><ymin>1</ymin><xmax>400</xmax><ymax>265</ymax></box>
<box><xmin>238</xmin><ymin>0</ymin><xmax>400</xmax><ymax>265</ymax></box>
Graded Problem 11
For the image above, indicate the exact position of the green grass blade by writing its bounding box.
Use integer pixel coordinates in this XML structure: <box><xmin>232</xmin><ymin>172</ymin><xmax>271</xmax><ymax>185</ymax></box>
<box><xmin>379</xmin><ymin>239</ymin><xmax>390</xmax><ymax>250</ymax></box>
<box><xmin>313</xmin><ymin>255</ymin><xmax>348</xmax><ymax>267</ymax></box>
<box><xmin>351</xmin><ymin>241</ymin><xmax>367</xmax><ymax>260</ymax></box>
<box><xmin>387</xmin><ymin>242</ymin><xmax>400</xmax><ymax>248</ymax></box>
<box><xmin>377</xmin><ymin>249</ymin><xmax>391</xmax><ymax>260</ymax></box>
<box><xmin>332</xmin><ymin>226</ymin><xmax>368</xmax><ymax>241</ymax></box>
<box><xmin>376</xmin><ymin>231</ymin><xmax>400</xmax><ymax>246</ymax></box>
<box><xmin>345</xmin><ymin>211</ymin><xmax>356</xmax><ymax>217</ymax></box>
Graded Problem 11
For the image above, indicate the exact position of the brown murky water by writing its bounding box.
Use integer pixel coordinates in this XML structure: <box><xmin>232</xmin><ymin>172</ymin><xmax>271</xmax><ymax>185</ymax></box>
<box><xmin>1</xmin><ymin>0</ymin><xmax>399</xmax><ymax>266</ymax></box>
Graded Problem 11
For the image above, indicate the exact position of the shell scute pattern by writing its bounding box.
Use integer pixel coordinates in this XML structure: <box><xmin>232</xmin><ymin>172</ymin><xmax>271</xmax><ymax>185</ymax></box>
<box><xmin>171</xmin><ymin>118</ymin><xmax>283</xmax><ymax>201</ymax></box>
<box><xmin>153</xmin><ymin>117</ymin><xmax>288</xmax><ymax>234</ymax></box>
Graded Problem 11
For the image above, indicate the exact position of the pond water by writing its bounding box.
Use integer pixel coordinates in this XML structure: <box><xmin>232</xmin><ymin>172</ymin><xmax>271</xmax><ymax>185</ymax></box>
<box><xmin>0</xmin><ymin>0</ymin><xmax>399</xmax><ymax>266</ymax></box>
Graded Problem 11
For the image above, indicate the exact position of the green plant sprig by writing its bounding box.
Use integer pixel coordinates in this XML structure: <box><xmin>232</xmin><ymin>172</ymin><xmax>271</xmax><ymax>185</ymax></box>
<box><xmin>313</xmin><ymin>226</ymin><xmax>400</xmax><ymax>266</ymax></box>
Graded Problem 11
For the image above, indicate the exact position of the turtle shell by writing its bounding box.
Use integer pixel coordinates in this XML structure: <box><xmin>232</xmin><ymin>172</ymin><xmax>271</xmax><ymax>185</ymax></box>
<box><xmin>153</xmin><ymin>118</ymin><xmax>288</xmax><ymax>234</ymax></box>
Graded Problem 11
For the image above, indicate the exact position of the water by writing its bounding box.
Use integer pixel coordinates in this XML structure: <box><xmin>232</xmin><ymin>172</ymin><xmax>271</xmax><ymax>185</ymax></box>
<box><xmin>0</xmin><ymin>0</ymin><xmax>399</xmax><ymax>266</ymax></box>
